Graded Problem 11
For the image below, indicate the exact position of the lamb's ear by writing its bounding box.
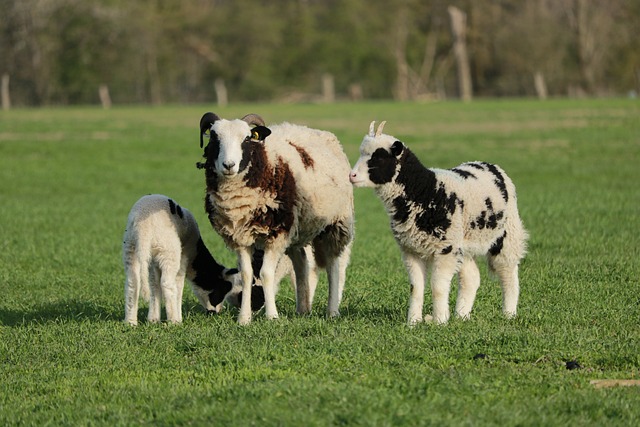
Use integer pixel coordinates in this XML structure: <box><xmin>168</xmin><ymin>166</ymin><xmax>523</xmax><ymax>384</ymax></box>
<box><xmin>391</xmin><ymin>140</ymin><xmax>404</xmax><ymax>157</ymax></box>
<box><xmin>200</xmin><ymin>112</ymin><xmax>220</xmax><ymax>148</ymax></box>
<box><xmin>251</xmin><ymin>126</ymin><xmax>271</xmax><ymax>142</ymax></box>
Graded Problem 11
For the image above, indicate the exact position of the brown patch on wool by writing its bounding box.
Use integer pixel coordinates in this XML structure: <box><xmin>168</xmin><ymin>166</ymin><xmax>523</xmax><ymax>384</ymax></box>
<box><xmin>288</xmin><ymin>141</ymin><xmax>315</xmax><ymax>169</ymax></box>
<box><xmin>244</xmin><ymin>143</ymin><xmax>272</xmax><ymax>189</ymax></box>
<box><xmin>248</xmin><ymin>156</ymin><xmax>297</xmax><ymax>239</ymax></box>
<box><xmin>312</xmin><ymin>220</ymin><xmax>353</xmax><ymax>268</ymax></box>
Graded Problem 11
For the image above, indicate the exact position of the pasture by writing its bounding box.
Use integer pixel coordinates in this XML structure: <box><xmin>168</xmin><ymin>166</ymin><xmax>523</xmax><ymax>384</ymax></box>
<box><xmin>1</xmin><ymin>99</ymin><xmax>639</xmax><ymax>425</ymax></box>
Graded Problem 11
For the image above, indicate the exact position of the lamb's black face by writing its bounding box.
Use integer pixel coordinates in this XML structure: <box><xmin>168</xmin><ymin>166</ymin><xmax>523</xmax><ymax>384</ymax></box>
<box><xmin>207</xmin><ymin>279</ymin><xmax>233</xmax><ymax>308</ymax></box>
<box><xmin>368</xmin><ymin>146</ymin><xmax>399</xmax><ymax>184</ymax></box>
<box><xmin>350</xmin><ymin>138</ymin><xmax>404</xmax><ymax>187</ymax></box>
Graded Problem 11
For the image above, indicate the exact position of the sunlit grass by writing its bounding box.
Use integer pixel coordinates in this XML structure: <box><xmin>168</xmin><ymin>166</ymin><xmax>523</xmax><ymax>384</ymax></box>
<box><xmin>1</xmin><ymin>99</ymin><xmax>639</xmax><ymax>425</ymax></box>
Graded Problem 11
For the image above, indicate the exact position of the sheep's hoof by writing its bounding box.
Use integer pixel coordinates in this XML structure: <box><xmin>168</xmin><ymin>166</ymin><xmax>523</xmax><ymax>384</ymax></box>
<box><xmin>124</xmin><ymin>319</ymin><xmax>138</xmax><ymax>326</ymax></box>
<box><xmin>424</xmin><ymin>314</ymin><xmax>449</xmax><ymax>325</ymax></box>
<box><xmin>504</xmin><ymin>310</ymin><xmax>517</xmax><ymax>319</ymax></box>
<box><xmin>238</xmin><ymin>315</ymin><xmax>252</xmax><ymax>325</ymax></box>
<box><xmin>327</xmin><ymin>310</ymin><xmax>340</xmax><ymax>319</ymax></box>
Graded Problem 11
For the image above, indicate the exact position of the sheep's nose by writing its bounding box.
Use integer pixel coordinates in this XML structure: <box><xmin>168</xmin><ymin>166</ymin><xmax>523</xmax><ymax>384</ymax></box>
<box><xmin>223</xmin><ymin>161</ymin><xmax>236</xmax><ymax>171</ymax></box>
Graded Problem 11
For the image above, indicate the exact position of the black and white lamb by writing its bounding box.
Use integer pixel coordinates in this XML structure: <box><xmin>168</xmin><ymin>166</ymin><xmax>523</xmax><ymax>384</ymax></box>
<box><xmin>349</xmin><ymin>121</ymin><xmax>528</xmax><ymax>325</ymax></box>
<box><xmin>198</xmin><ymin>113</ymin><xmax>354</xmax><ymax>324</ymax></box>
<box><xmin>122</xmin><ymin>194</ymin><xmax>251</xmax><ymax>325</ymax></box>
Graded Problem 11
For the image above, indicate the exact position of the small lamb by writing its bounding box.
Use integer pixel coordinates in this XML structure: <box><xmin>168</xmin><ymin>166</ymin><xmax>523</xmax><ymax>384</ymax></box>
<box><xmin>349</xmin><ymin>122</ymin><xmax>528</xmax><ymax>325</ymax></box>
<box><xmin>122</xmin><ymin>194</ymin><xmax>245</xmax><ymax>325</ymax></box>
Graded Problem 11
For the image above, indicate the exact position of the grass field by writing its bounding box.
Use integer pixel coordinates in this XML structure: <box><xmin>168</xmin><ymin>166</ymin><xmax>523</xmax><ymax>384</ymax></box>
<box><xmin>1</xmin><ymin>99</ymin><xmax>639</xmax><ymax>426</ymax></box>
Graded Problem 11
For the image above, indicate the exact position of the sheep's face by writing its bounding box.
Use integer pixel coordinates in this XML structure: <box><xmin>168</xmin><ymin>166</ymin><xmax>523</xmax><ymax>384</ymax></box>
<box><xmin>205</xmin><ymin>119</ymin><xmax>271</xmax><ymax>177</ymax></box>
<box><xmin>350</xmin><ymin>124</ymin><xmax>404</xmax><ymax>188</ymax></box>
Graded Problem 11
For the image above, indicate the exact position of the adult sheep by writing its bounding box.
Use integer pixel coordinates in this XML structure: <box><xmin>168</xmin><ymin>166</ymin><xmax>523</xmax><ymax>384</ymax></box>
<box><xmin>198</xmin><ymin>113</ymin><xmax>354</xmax><ymax>324</ymax></box>
<box><xmin>349</xmin><ymin>121</ymin><xmax>527</xmax><ymax>325</ymax></box>
<box><xmin>122</xmin><ymin>194</ymin><xmax>252</xmax><ymax>325</ymax></box>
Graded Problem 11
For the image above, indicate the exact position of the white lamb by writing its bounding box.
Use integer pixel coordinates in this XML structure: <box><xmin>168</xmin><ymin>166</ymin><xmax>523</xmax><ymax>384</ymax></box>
<box><xmin>122</xmin><ymin>194</ymin><xmax>245</xmax><ymax>325</ymax></box>
<box><xmin>198</xmin><ymin>113</ymin><xmax>354</xmax><ymax>324</ymax></box>
<box><xmin>349</xmin><ymin>121</ymin><xmax>528</xmax><ymax>325</ymax></box>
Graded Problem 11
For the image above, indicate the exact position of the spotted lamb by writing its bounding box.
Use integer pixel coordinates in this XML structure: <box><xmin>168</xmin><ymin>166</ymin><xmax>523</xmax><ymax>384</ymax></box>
<box><xmin>349</xmin><ymin>121</ymin><xmax>528</xmax><ymax>325</ymax></box>
<box><xmin>122</xmin><ymin>194</ymin><xmax>246</xmax><ymax>325</ymax></box>
<box><xmin>198</xmin><ymin>113</ymin><xmax>354</xmax><ymax>324</ymax></box>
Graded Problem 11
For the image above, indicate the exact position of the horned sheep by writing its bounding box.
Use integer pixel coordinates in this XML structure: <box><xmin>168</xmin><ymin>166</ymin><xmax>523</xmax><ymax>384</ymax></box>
<box><xmin>349</xmin><ymin>121</ymin><xmax>528</xmax><ymax>325</ymax></box>
<box><xmin>198</xmin><ymin>113</ymin><xmax>354</xmax><ymax>324</ymax></box>
<box><xmin>122</xmin><ymin>194</ymin><xmax>246</xmax><ymax>325</ymax></box>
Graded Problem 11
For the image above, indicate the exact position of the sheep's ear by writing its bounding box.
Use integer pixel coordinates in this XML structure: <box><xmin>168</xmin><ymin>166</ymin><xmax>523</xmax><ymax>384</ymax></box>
<box><xmin>251</xmin><ymin>126</ymin><xmax>271</xmax><ymax>142</ymax></box>
<box><xmin>200</xmin><ymin>112</ymin><xmax>220</xmax><ymax>148</ymax></box>
<box><xmin>391</xmin><ymin>140</ymin><xmax>404</xmax><ymax>157</ymax></box>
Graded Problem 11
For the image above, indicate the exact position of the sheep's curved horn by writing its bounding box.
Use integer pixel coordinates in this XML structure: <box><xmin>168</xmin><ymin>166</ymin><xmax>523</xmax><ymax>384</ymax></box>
<box><xmin>200</xmin><ymin>112</ymin><xmax>220</xmax><ymax>148</ymax></box>
<box><xmin>241</xmin><ymin>113</ymin><xmax>266</xmax><ymax>127</ymax></box>
<box><xmin>368</xmin><ymin>121</ymin><xmax>376</xmax><ymax>137</ymax></box>
<box><xmin>375</xmin><ymin>121</ymin><xmax>386</xmax><ymax>137</ymax></box>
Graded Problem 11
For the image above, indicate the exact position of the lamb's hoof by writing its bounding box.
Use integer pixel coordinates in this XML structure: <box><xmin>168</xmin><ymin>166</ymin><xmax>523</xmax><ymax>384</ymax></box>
<box><xmin>124</xmin><ymin>319</ymin><xmax>138</xmax><ymax>326</ymax></box>
<box><xmin>423</xmin><ymin>314</ymin><xmax>434</xmax><ymax>323</ymax></box>
<box><xmin>504</xmin><ymin>311</ymin><xmax>517</xmax><ymax>319</ymax></box>
<box><xmin>327</xmin><ymin>310</ymin><xmax>340</xmax><ymax>319</ymax></box>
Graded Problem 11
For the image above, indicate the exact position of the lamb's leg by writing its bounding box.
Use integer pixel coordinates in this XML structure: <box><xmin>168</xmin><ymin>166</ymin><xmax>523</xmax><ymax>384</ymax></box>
<box><xmin>174</xmin><ymin>265</ymin><xmax>187</xmax><ymax>323</ymax></box>
<box><xmin>428</xmin><ymin>256</ymin><xmax>457</xmax><ymax>324</ymax></box>
<box><xmin>289</xmin><ymin>248</ymin><xmax>311</xmax><ymax>314</ymax></box>
<box><xmin>455</xmin><ymin>257</ymin><xmax>480</xmax><ymax>320</ymax></box>
<box><xmin>123</xmin><ymin>254</ymin><xmax>141</xmax><ymax>326</ymax></box>
<box><xmin>147</xmin><ymin>264</ymin><xmax>162</xmax><ymax>323</ymax></box>
<box><xmin>160</xmin><ymin>262</ymin><xmax>181</xmax><ymax>324</ymax></box>
<box><xmin>496</xmin><ymin>264</ymin><xmax>520</xmax><ymax>318</ymax></box>
<box><xmin>402</xmin><ymin>251</ymin><xmax>427</xmax><ymax>326</ymax></box>
<box><xmin>237</xmin><ymin>247</ymin><xmax>254</xmax><ymax>325</ymax></box>
<box><xmin>259</xmin><ymin>248</ymin><xmax>280</xmax><ymax>320</ymax></box>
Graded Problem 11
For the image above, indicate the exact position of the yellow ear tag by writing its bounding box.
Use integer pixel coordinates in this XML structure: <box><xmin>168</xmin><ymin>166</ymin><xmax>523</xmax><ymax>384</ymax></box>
<box><xmin>252</xmin><ymin>131</ymin><xmax>260</xmax><ymax>140</ymax></box>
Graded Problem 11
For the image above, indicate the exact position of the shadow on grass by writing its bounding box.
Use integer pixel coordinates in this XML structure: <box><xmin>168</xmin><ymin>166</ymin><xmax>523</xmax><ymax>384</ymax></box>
<box><xmin>0</xmin><ymin>300</ymin><xmax>208</xmax><ymax>327</ymax></box>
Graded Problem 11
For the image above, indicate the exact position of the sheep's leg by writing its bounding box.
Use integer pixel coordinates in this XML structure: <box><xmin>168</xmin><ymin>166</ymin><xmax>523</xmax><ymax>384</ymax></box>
<box><xmin>428</xmin><ymin>256</ymin><xmax>457</xmax><ymax>324</ymax></box>
<box><xmin>237</xmin><ymin>247</ymin><xmax>254</xmax><ymax>325</ymax></box>
<box><xmin>402</xmin><ymin>251</ymin><xmax>427</xmax><ymax>326</ymax></box>
<box><xmin>326</xmin><ymin>257</ymin><xmax>341</xmax><ymax>318</ymax></box>
<box><xmin>305</xmin><ymin>246</ymin><xmax>319</xmax><ymax>310</ymax></box>
<box><xmin>455</xmin><ymin>257</ymin><xmax>480</xmax><ymax>320</ymax></box>
<box><xmin>496</xmin><ymin>264</ymin><xmax>520</xmax><ymax>318</ymax></box>
<box><xmin>123</xmin><ymin>254</ymin><xmax>141</xmax><ymax>326</ymax></box>
<box><xmin>289</xmin><ymin>248</ymin><xmax>311</xmax><ymax>314</ymax></box>
<box><xmin>259</xmin><ymin>249</ymin><xmax>280</xmax><ymax>320</ymax></box>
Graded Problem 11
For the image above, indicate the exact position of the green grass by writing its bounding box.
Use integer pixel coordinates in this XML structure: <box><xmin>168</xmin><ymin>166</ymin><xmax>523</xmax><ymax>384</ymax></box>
<box><xmin>1</xmin><ymin>99</ymin><xmax>639</xmax><ymax>426</ymax></box>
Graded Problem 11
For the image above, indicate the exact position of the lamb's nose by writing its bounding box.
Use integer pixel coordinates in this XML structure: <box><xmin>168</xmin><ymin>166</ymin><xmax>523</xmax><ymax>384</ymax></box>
<box><xmin>223</xmin><ymin>161</ymin><xmax>236</xmax><ymax>171</ymax></box>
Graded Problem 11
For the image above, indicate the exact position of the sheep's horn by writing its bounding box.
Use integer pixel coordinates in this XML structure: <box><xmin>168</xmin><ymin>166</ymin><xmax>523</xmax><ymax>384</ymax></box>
<box><xmin>368</xmin><ymin>121</ymin><xmax>376</xmax><ymax>137</ymax></box>
<box><xmin>200</xmin><ymin>112</ymin><xmax>220</xmax><ymax>148</ymax></box>
<box><xmin>241</xmin><ymin>113</ymin><xmax>265</xmax><ymax>127</ymax></box>
<box><xmin>375</xmin><ymin>121</ymin><xmax>386</xmax><ymax>137</ymax></box>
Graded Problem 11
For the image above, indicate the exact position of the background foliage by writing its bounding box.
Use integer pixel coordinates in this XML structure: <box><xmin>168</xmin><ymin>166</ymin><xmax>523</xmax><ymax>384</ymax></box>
<box><xmin>1</xmin><ymin>0</ymin><xmax>639</xmax><ymax>106</ymax></box>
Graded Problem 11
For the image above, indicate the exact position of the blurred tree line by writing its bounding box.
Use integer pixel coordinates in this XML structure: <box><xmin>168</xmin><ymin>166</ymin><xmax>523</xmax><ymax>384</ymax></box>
<box><xmin>1</xmin><ymin>0</ymin><xmax>638</xmax><ymax>106</ymax></box>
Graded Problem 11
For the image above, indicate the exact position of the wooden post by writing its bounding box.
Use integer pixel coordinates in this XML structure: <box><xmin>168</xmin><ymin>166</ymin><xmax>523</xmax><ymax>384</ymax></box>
<box><xmin>533</xmin><ymin>71</ymin><xmax>548</xmax><ymax>100</ymax></box>
<box><xmin>99</xmin><ymin>84</ymin><xmax>112</xmax><ymax>109</ymax></box>
<box><xmin>321</xmin><ymin>73</ymin><xmax>335</xmax><ymax>103</ymax></box>
<box><xmin>1</xmin><ymin>73</ymin><xmax>10</xmax><ymax>110</ymax></box>
<box><xmin>448</xmin><ymin>6</ymin><xmax>472</xmax><ymax>102</ymax></box>
<box><xmin>215</xmin><ymin>78</ymin><xmax>228</xmax><ymax>107</ymax></box>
